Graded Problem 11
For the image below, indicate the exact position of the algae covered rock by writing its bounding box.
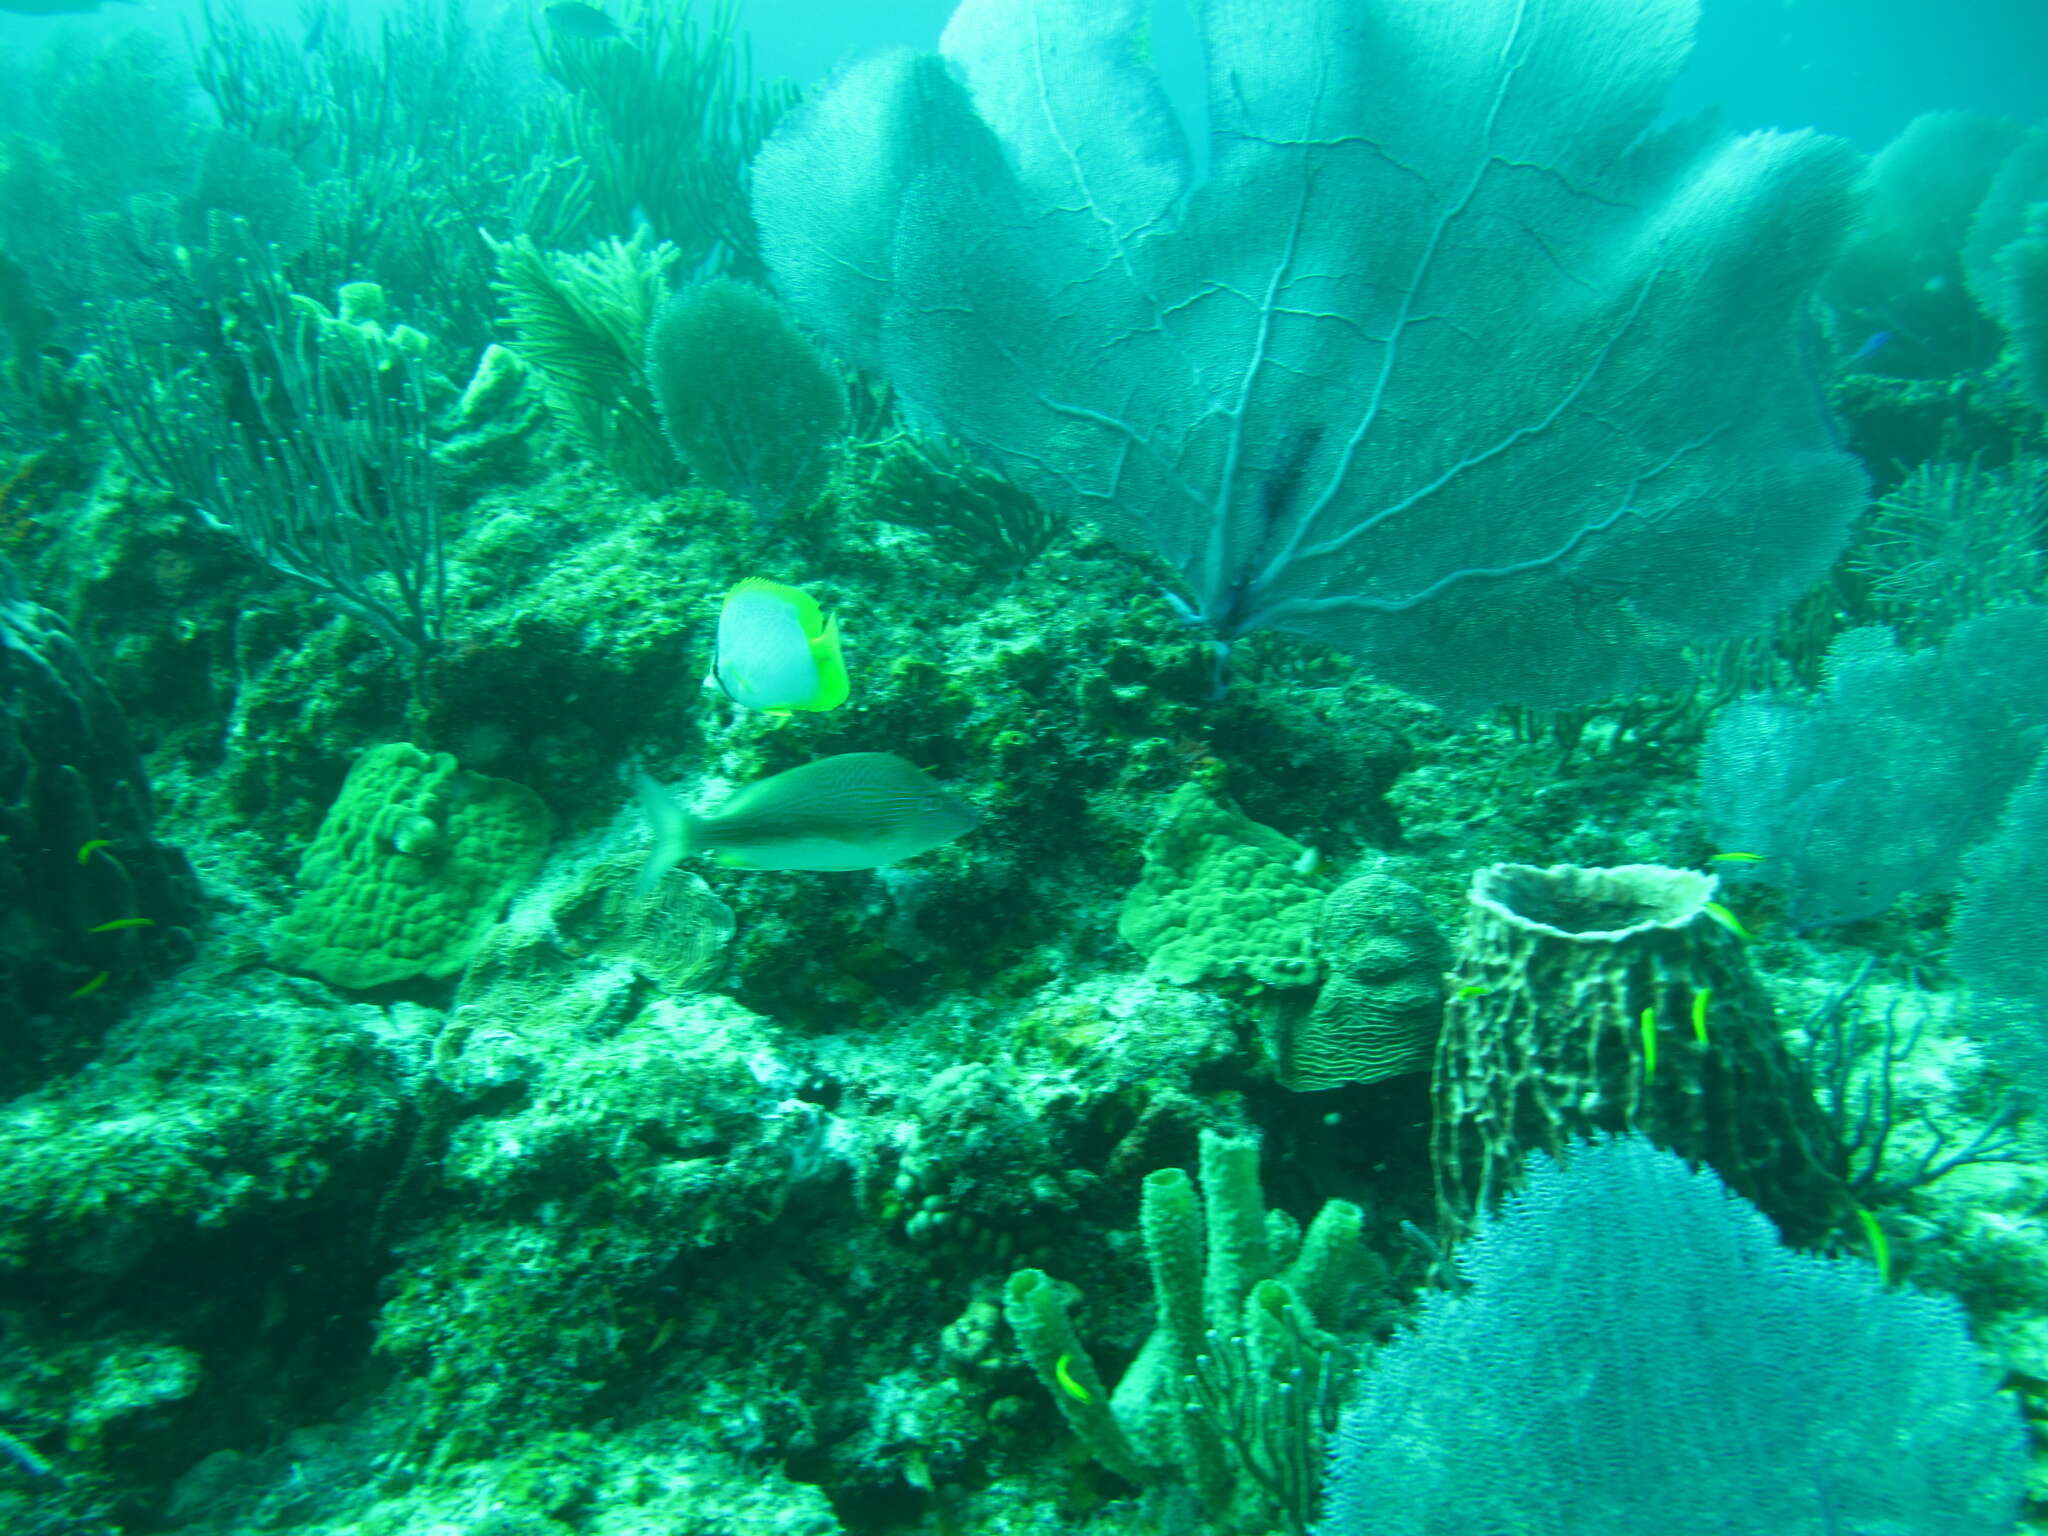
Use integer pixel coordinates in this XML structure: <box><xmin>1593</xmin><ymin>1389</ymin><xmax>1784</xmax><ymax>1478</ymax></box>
<box><xmin>1118</xmin><ymin>782</ymin><xmax>1320</xmax><ymax>991</ymax></box>
<box><xmin>272</xmin><ymin>742</ymin><xmax>551</xmax><ymax>988</ymax></box>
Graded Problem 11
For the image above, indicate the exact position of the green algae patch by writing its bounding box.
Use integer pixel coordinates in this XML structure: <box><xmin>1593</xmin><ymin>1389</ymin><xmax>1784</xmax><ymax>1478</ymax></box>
<box><xmin>272</xmin><ymin>742</ymin><xmax>552</xmax><ymax>988</ymax></box>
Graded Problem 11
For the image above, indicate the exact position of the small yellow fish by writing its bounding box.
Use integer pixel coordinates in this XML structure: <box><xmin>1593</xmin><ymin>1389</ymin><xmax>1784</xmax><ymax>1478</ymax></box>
<box><xmin>87</xmin><ymin>917</ymin><xmax>155</xmax><ymax>933</ymax></box>
<box><xmin>1640</xmin><ymin>1006</ymin><xmax>1658</xmax><ymax>1081</ymax></box>
<box><xmin>1054</xmin><ymin>1352</ymin><xmax>1093</xmax><ymax>1404</ymax></box>
<box><xmin>712</xmin><ymin>578</ymin><xmax>849</xmax><ymax>713</ymax></box>
<box><xmin>76</xmin><ymin>839</ymin><xmax>113</xmax><ymax>865</ymax></box>
<box><xmin>1854</xmin><ymin>1205</ymin><xmax>1891</xmax><ymax>1287</ymax></box>
<box><xmin>1703</xmin><ymin>901</ymin><xmax>1753</xmax><ymax>942</ymax></box>
<box><xmin>68</xmin><ymin>971</ymin><xmax>110</xmax><ymax>1000</ymax></box>
<box><xmin>1691</xmin><ymin>987</ymin><xmax>1711</xmax><ymax>1046</ymax></box>
<box><xmin>1709</xmin><ymin>851</ymin><xmax>1766</xmax><ymax>863</ymax></box>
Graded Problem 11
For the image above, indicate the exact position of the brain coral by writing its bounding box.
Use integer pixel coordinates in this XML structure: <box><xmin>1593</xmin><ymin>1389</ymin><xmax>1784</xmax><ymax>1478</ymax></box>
<box><xmin>272</xmin><ymin>742</ymin><xmax>551</xmax><ymax>988</ymax></box>
<box><xmin>1282</xmin><ymin>873</ymin><xmax>1449</xmax><ymax>1090</ymax></box>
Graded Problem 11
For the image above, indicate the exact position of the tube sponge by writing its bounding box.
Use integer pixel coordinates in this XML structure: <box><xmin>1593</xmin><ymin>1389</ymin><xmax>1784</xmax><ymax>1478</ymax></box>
<box><xmin>1000</xmin><ymin>1268</ymin><xmax>1152</xmax><ymax>1485</ymax></box>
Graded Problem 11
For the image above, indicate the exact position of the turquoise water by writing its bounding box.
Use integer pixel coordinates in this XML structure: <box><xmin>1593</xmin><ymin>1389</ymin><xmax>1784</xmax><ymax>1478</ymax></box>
<box><xmin>1</xmin><ymin>1</ymin><xmax>2045</xmax><ymax>1532</ymax></box>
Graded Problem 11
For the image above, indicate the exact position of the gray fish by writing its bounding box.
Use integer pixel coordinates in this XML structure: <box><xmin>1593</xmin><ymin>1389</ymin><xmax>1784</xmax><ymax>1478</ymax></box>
<box><xmin>543</xmin><ymin>1</ymin><xmax>621</xmax><ymax>40</ymax></box>
<box><xmin>634</xmin><ymin>753</ymin><xmax>977</xmax><ymax>891</ymax></box>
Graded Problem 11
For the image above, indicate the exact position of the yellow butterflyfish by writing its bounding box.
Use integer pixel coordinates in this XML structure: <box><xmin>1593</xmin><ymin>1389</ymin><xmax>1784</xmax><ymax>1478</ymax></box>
<box><xmin>711</xmin><ymin>578</ymin><xmax>849</xmax><ymax>713</ymax></box>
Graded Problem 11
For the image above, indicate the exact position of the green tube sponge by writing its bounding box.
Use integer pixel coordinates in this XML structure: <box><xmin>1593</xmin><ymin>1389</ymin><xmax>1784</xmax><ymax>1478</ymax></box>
<box><xmin>1001</xmin><ymin>1269</ymin><xmax>1152</xmax><ymax>1485</ymax></box>
<box><xmin>1280</xmin><ymin>1198</ymin><xmax>1375</xmax><ymax>1321</ymax></box>
<box><xmin>1140</xmin><ymin>1168</ymin><xmax>1207</xmax><ymax>1371</ymax></box>
<box><xmin>646</xmin><ymin>277</ymin><xmax>847</xmax><ymax>518</ymax></box>
<box><xmin>1137</xmin><ymin>1160</ymin><xmax>1234</xmax><ymax>1507</ymax></box>
<box><xmin>1198</xmin><ymin>1130</ymin><xmax>1270</xmax><ymax>1326</ymax></box>
<box><xmin>1006</xmin><ymin>1134</ymin><xmax>1379</xmax><ymax>1533</ymax></box>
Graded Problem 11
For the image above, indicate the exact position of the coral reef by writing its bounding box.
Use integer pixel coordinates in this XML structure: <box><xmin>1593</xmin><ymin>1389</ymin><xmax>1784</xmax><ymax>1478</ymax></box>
<box><xmin>0</xmin><ymin>0</ymin><xmax>2042</xmax><ymax>1532</ymax></box>
<box><xmin>0</xmin><ymin>558</ymin><xmax>200</xmax><ymax>1095</ymax></box>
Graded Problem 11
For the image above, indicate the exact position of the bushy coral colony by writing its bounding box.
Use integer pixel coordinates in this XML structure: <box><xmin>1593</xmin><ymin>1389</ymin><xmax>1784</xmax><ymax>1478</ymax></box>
<box><xmin>2</xmin><ymin>0</ymin><xmax>2048</xmax><ymax>1532</ymax></box>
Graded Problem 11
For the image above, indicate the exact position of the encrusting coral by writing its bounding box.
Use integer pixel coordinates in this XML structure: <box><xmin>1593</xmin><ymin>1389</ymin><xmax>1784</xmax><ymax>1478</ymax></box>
<box><xmin>271</xmin><ymin>742</ymin><xmax>552</xmax><ymax>988</ymax></box>
<box><xmin>1117</xmin><ymin>782</ymin><xmax>1322</xmax><ymax>993</ymax></box>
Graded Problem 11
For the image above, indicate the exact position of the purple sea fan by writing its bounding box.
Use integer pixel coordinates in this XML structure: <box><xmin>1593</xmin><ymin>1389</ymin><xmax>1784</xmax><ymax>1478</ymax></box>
<box><xmin>753</xmin><ymin>0</ymin><xmax>1868</xmax><ymax>711</ymax></box>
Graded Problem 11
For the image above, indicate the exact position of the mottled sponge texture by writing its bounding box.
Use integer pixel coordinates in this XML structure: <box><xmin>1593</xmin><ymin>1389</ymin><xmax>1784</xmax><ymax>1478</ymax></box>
<box><xmin>273</xmin><ymin>743</ymin><xmax>551</xmax><ymax>989</ymax></box>
<box><xmin>1433</xmin><ymin>862</ymin><xmax>1845</xmax><ymax>1246</ymax></box>
<box><xmin>1323</xmin><ymin>1135</ymin><xmax>2025</xmax><ymax>1536</ymax></box>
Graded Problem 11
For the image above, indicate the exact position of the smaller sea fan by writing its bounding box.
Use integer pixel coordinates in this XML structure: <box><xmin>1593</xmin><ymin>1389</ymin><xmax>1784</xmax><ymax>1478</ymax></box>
<box><xmin>646</xmin><ymin>278</ymin><xmax>846</xmax><ymax>517</ymax></box>
<box><xmin>1320</xmin><ymin>1134</ymin><xmax>2025</xmax><ymax>1536</ymax></box>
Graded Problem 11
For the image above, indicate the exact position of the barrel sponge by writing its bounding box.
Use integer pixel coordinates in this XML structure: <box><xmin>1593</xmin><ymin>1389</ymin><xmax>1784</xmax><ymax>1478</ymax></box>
<box><xmin>1116</xmin><ymin>782</ymin><xmax>1321</xmax><ymax>991</ymax></box>
<box><xmin>1432</xmin><ymin>862</ymin><xmax>1847</xmax><ymax>1248</ymax></box>
<box><xmin>272</xmin><ymin>743</ymin><xmax>551</xmax><ymax>989</ymax></box>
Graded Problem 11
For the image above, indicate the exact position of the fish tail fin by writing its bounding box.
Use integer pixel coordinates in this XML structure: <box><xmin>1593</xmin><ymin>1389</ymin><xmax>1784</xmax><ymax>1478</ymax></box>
<box><xmin>805</xmin><ymin>612</ymin><xmax>850</xmax><ymax>711</ymax></box>
<box><xmin>632</xmin><ymin>771</ymin><xmax>700</xmax><ymax>898</ymax></box>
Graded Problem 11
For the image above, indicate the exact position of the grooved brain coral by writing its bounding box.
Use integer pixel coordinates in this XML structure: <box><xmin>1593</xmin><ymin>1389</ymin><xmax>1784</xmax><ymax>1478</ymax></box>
<box><xmin>272</xmin><ymin>743</ymin><xmax>552</xmax><ymax>988</ymax></box>
<box><xmin>1117</xmin><ymin>782</ymin><xmax>1321</xmax><ymax>990</ymax></box>
<box><xmin>1284</xmin><ymin>873</ymin><xmax>1449</xmax><ymax>1090</ymax></box>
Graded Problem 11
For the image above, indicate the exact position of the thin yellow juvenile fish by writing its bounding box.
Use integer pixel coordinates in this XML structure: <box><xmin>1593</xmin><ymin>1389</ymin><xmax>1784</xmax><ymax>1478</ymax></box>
<box><xmin>1640</xmin><ymin>1006</ymin><xmax>1658</xmax><ymax>1081</ymax></box>
<box><xmin>1054</xmin><ymin>1353</ymin><xmax>1093</xmax><ymax>1404</ymax></box>
<box><xmin>1709</xmin><ymin>851</ymin><xmax>1766</xmax><ymax>863</ymax></box>
<box><xmin>1854</xmin><ymin>1205</ymin><xmax>1891</xmax><ymax>1288</ymax></box>
<box><xmin>1691</xmin><ymin>987</ymin><xmax>1711</xmax><ymax>1046</ymax></box>
<box><xmin>76</xmin><ymin>839</ymin><xmax>113</xmax><ymax>865</ymax></box>
<box><xmin>86</xmin><ymin>917</ymin><xmax>155</xmax><ymax>933</ymax></box>
<box><xmin>1703</xmin><ymin>901</ymin><xmax>1753</xmax><ymax>942</ymax></box>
